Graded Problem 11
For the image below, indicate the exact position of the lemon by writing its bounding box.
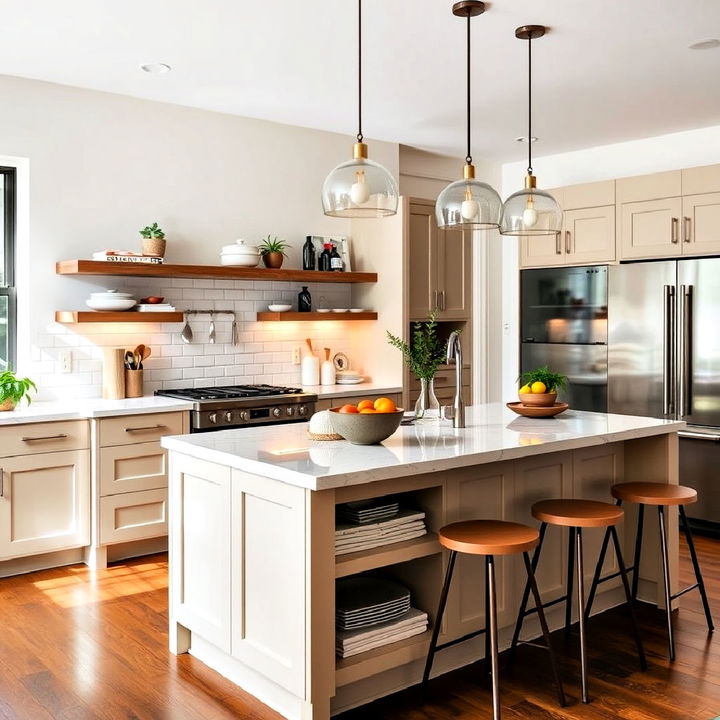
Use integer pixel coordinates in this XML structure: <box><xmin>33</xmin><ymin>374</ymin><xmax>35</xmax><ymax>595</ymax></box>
<box><xmin>530</xmin><ymin>381</ymin><xmax>547</xmax><ymax>394</ymax></box>
<box><xmin>519</xmin><ymin>384</ymin><xmax>532</xmax><ymax>394</ymax></box>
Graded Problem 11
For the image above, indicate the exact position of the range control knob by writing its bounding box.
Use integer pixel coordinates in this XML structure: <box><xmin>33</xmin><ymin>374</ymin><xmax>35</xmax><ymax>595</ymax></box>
<box><xmin>298</xmin><ymin>405</ymin><xmax>308</xmax><ymax>416</ymax></box>
<box><xmin>208</xmin><ymin>412</ymin><xmax>218</xmax><ymax>425</ymax></box>
<box><xmin>286</xmin><ymin>406</ymin><xmax>295</xmax><ymax>417</ymax></box>
<box><xmin>225</xmin><ymin>411</ymin><xmax>234</xmax><ymax>423</ymax></box>
<box><xmin>272</xmin><ymin>407</ymin><xmax>282</xmax><ymax>418</ymax></box>
<box><xmin>240</xmin><ymin>410</ymin><xmax>250</xmax><ymax>422</ymax></box>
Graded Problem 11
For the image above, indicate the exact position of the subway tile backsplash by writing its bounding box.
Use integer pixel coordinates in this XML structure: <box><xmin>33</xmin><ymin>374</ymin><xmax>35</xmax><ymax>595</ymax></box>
<box><xmin>34</xmin><ymin>278</ymin><xmax>355</xmax><ymax>401</ymax></box>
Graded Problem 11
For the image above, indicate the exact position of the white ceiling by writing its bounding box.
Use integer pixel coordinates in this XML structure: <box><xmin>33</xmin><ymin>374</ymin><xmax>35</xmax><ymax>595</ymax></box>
<box><xmin>1</xmin><ymin>0</ymin><xmax>719</xmax><ymax>163</ymax></box>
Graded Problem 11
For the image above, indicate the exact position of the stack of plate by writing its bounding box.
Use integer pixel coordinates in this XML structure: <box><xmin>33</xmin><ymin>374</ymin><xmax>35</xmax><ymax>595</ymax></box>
<box><xmin>336</xmin><ymin>608</ymin><xmax>429</xmax><ymax>658</ymax></box>
<box><xmin>336</xmin><ymin>577</ymin><xmax>411</xmax><ymax>631</ymax></box>
<box><xmin>338</xmin><ymin>499</ymin><xmax>399</xmax><ymax>525</ymax></box>
<box><xmin>335</xmin><ymin>509</ymin><xmax>427</xmax><ymax>556</ymax></box>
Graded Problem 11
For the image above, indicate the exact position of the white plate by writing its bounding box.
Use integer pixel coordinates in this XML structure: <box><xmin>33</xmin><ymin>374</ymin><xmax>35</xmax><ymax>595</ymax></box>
<box><xmin>317</xmin><ymin>308</ymin><xmax>331</xmax><ymax>313</ymax></box>
<box><xmin>86</xmin><ymin>299</ymin><xmax>136</xmax><ymax>311</ymax></box>
<box><xmin>349</xmin><ymin>308</ymin><xmax>365</xmax><ymax>313</ymax></box>
<box><xmin>336</xmin><ymin>377</ymin><xmax>364</xmax><ymax>385</ymax></box>
<box><xmin>332</xmin><ymin>308</ymin><xmax>348</xmax><ymax>313</ymax></box>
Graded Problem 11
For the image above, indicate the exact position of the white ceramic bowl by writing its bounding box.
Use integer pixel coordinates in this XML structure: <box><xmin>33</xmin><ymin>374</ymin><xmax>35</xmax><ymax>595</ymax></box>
<box><xmin>220</xmin><ymin>254</ymin><xmax>259</xmax><ymax>267</ymax></box>
<box><xmin>349</xmin><ymin>308</ymin><xmax>365</xmax><ymax>313</ymax></box>
<box><xmin>86</xmin><ymin>298</ymin><xmax>136</xmax><ymax>311</ymax></box>
<box><xmin>89</xmin><ymin>290</ymin><xmax>133</xmax><ymax>299</ymax></box>
<box><xmin>316</xmin><ymin>308</ymin><xmax>331</xmax><ymax>313</ymax></box>
<box><xmin>268</xmin><ymin>303</ymin><xmax>292</xmax><ymax>312</ymax></box>
<box><xmin>332</xmin><ymin>308</ymin><xmax>348</xmax><ymax>313</ymax></box>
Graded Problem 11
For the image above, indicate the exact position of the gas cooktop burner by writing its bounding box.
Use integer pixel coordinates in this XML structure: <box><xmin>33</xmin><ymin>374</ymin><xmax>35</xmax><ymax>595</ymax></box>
<box><xmin>157</xmin><ymin>384</ymin><xmax>303</xmax><ymax>401</ymax></box>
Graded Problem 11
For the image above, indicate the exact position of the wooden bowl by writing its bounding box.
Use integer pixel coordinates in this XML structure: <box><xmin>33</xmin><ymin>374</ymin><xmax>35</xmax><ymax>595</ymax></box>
<box><xmin>328</xmin><ymin>407</ymin><xmax>404</xmax><ymax>445</ymax></box>
<box><xmin>519</xmin><ymin>392</ymin><xmax>557</xmax><ymax>407</ymax></box>
<box><xmin>507</xmin><ymin>402</ymin><xmax>569</xmax><ymax>418</ymax></box>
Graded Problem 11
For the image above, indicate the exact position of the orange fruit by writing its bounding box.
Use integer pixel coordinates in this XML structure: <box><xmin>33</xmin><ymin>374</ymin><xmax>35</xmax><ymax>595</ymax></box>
<box><xmin>338</xmin><ymin>404</ymin><xmax>359</xmax><ymax>414</ymax></box>
<box><xmin>359</xmin><ymin>408</ymin><xmax>376</xmax><ymax>414</ymax></box>
<box><xmin>374</xmin><ymin>397</ymin><xmax>397</xmax><ymax>413</ymax></box>
<box><xmin>357</xmin><ymin>399</ymin><xmax>374</xmax><ymax>411</ymax></box>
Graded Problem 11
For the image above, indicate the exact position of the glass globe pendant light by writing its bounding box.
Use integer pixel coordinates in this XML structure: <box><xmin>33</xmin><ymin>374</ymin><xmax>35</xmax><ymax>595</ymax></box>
<box><xmin>322</xmin><ymin>0</ymin><xmax>398</xmax><ymax>218</ymax></box>
<box><xmin>500</xmin><ymin>26</ymin><xmax>562</xmax><ymax>236</ymax></box>
<box><xmin>436</xmin><ymin>1</ymin><xmax>501</xmax><ymax>231</ymax></box>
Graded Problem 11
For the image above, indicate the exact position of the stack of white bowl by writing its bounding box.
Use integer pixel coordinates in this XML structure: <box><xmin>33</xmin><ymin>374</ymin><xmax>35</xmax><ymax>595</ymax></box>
<box><xmin>220</xmin><ymin>239</ymin><xmax>260</xmax><ymax>267</ymax></box>
<box><xmin>86</xmin><ymin>290</ymin><xmax>137</xmax><ymax>311</ymax></box>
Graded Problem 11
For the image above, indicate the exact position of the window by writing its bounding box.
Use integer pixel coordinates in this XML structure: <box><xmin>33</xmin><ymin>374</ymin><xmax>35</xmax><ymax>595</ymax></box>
<box><xmin>0</xmin><ymin>167</ymin><xmax>16</xmax><ymax>371</ymax></box>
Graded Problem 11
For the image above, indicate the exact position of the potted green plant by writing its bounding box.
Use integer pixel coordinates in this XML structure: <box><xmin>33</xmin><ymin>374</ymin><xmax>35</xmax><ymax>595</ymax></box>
<box><xmin>0</xmin><ymin>370</ymin><xmax>37</xmax><ymax>411</ymax></box>
<box><xmin>140</xmin><ymin>222</ymin><xmax>166</xmax><ymax>258</ymax></box>
<box><xmin>518</xmin><ymin>366</ymin><xmax>568</xmax><ymax>407</ymax></box>
<box><xmin>259</xmin><ymin>235</ymin><xmax>290</xmax><ymax>269</ymax></box>
<box><xmin>387</xmin><ymin>311</ymin><xmax>447</xmax><ymax>422</ymax></box>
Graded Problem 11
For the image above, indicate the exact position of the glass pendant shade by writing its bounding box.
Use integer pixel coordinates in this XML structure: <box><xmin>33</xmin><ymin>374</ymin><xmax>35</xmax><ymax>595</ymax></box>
<box><xmin>436</xmin><ymin>175</ymin><xmax>502</xmax><ymax>230</ymax></box>
<box><xmin>501</xmin><ymin>184</ymin><xmax>562</xmax><ymax>236</ymax></box>
<box><xmin>322</xmin><ymin>145</ymin><xmax>399</xmax><ymax>218</ymax></box>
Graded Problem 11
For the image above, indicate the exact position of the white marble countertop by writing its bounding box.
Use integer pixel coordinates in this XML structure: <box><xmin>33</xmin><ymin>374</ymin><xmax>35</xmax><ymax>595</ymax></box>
<box><xmin>161</xmin><ymin>404</ymin><xmax>685</xmax><ymax>491</ymax></box>
<box><xmin>306</xmin><ymin>383</ymin><xmax>403</xmax><ymax>400</ymax></box>
<box><xmin>0</xmin><ymin>396</ymin><xmax>193</xmax><ymax>425</ymax></box>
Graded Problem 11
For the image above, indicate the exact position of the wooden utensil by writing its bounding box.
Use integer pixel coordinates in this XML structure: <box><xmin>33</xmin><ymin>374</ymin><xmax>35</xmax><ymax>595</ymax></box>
<box><xmin>324</xmin><ymin>347</ymin><xmax>331</xmax><ymax>361</ymax></box>
<box><xmin>305</xmin><ymin>338</ymin><xmax>313</xmax><ymax>354</ymax></box>
<box><xmin>134</xmin><ymin>344</ymin><xmax>145</xmax><ymax>369</ymax></box>
<box><xmin>141</xmin><ymin>345</ymin><xmax>152</xmax><ymax>364</ymax></box>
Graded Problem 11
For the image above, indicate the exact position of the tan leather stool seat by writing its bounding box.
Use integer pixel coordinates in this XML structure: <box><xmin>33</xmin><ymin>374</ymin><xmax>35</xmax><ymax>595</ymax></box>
<box><xmin>532</xmin><ymin>499</ymin><xmax>624</xmax><ymax>528</ymax></box>
<box><xmin>438</xmin><ymin>520</ymin><xmax>539</xmax><ymax>556</ymax></box>
<box><xmin>611</xmin><ymin>482</ymin><xmax>697</xmax><ymax>506</ymax></box>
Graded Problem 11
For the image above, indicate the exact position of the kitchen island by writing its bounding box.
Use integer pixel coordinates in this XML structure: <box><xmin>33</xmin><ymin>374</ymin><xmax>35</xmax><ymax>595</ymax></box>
<box><xmin>162</xmin><ymin>405</ymin><xmax>684</xmax><ymax>720</ymax></box>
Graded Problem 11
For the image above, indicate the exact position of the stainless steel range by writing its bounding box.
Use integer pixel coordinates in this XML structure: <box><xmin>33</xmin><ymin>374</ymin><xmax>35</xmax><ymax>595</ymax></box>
<box><xmin>155</xmin><ymin>385</ymin><xmax>317</xmax><ymax>432</ymax></box>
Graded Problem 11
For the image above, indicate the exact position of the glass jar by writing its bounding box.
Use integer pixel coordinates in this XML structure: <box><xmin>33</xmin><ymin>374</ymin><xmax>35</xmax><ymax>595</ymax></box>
<box><xmin>414</xmin><ymin>377</ymin><xmax>440</xmax><ymax>423</ymax></box>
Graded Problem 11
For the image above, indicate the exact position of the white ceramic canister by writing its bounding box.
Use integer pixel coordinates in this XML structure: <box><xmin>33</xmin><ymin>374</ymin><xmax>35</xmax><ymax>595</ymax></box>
<box><xmin>320</xmin><ymin>348</ymin><xmax>336</xmax><ymax>386</ymax></box>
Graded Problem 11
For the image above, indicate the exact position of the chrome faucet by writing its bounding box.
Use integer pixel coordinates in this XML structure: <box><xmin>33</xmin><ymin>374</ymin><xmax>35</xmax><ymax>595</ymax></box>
<box><xmin>445</xmin><ymin>330</ymin><xmax>465</xmax><ymax>428</ymax></box>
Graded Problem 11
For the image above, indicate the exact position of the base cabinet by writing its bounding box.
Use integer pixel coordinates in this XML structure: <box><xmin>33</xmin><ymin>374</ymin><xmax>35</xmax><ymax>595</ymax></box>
<box><xmin>0</xmin><ymin>449</ymin><xmax>90</xmax><ymax>560</ymax></box>
<box><xmin>99</xmin><ymin>488</ymin><xmax>168</xmax><ymax>544</ymax></box>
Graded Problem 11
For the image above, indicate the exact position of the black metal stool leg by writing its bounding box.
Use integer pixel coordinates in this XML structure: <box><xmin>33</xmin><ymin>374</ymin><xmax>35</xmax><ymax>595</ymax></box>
<box><xmin>484</xmin><ymin>553</ymin><xmax>491</xmax><ymax>679</ymax></box>
<box><xmin>610</xmin><ymin>526</ymin><xmax>647</xmax><ymax>671</ymax></box>
<box><xmin>576</xmin><ymin>528</ymin><xmax>589</xmax><ymax>703</ymax></box>
<box><xmin>657</xmin><ymin>505</ymin><xmax>676</xmax><ymax>662</ymax></box>
<box><xmin>631</xmin><ymin>503</ymin><xmax>644</xmax><ymax>601</ymax></box>
<box><xmin>585</xmin><ymin>499</ymin><xmax>622</xmax><ymax>620</ymax></box>
<box><xmin>565</xmin><ymin>527</ymin><xmax>576</xmax><ymax>637</ymax></box>
<box><xmin>679</xmin><ymin>505</ymin><xmax>714</xmax><ymax>633</ymax></box>
<box><xmin>522</xmin><ymin>552</ymin><xmax>566</xmax><ymax>708</ymax></box>
<box><xmin>509</xmin><ymin>523</ymin><xmax>547</xmax><ymax>662</ymax></box>
<box><xmin>487</xmin><ymin>555</ymin><xmax>501</xmax><ymax>720</ymax></box>
<box><xmin>423</xmin><ymin>550</ymin><xmax>457</xmax><ymax>689</ymax></box>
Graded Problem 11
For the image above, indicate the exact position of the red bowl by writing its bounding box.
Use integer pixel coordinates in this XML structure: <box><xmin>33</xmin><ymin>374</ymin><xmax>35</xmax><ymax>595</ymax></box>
<box><xmin>140</xmin><ymin>296</ymin><xmax>164</xmax><ymax>304</ymax></box>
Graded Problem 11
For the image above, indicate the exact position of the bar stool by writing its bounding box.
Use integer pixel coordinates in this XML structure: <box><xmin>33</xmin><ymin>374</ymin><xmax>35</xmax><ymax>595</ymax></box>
<box><xmin>422</xmin><ymin>520</ymin><xmax>565</xmax><ymax>719</ymax></box>
<box><xmin>585</xmin><ymin>482</ymin><xmax>714</xmax><ymax>661</ymax></box>
<box><xmin>510</xmin><ymin>499</ymin><xmax>646</xmax><ymax>704</ymax></box>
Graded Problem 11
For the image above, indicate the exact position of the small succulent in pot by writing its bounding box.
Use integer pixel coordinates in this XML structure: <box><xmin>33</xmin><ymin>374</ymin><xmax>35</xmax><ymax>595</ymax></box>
<box><xmin>259</xmin><ymin>235</ymin><xmax>291</xmax><ymax>269</ymax></box>
<box><xmin>0</xmin><ymin>370</ymin><xmax>37</xmax><ymax>411</ymax></box>
<box><xmin>139</xmin><ymin>222</ymin><xmax>166</xmax><ymax>257</ymax></box>
<box><xmin>518</xmin><ymin>366</ymin><xmax>567</xmax><ymax>407</ymax></box>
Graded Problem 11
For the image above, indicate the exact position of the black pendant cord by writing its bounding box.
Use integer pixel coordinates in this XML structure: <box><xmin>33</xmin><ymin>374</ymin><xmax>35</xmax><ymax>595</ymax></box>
<box><xmin>465</xmin><ymin>14</ymin><xmax>472</xmax><ymax>166</ymax></box>
<box><xmin>527</xmin><ymin>35</ymin><xmax>533</xmax><ymax>175</ymax></box>
<box><xmin>357</xmin><ymin>0</ymin><xmax>363</xmax><ymax>143</ymax></box>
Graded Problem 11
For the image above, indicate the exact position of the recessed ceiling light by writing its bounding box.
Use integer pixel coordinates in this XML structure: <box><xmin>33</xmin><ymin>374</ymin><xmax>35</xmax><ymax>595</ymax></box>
<box><xmin>688</xmin><ymin>38</ymin><xmax>720</xmax><ymax>50</ymax></box>
<box><xmin>515</xmin><ymin>136</ymin><xmax>538</xmax><ymax>143</ymax></box>
<box><xmin>140</xmin><ymin>63</ymin><xmax>172</xmax><ymax>74</ymax></box>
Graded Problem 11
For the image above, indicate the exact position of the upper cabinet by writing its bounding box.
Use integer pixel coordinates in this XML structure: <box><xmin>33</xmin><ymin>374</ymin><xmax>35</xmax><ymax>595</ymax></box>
<box><xmin>520</xmin><ymin>181</ymin><xmax>615</xmax><ymax>268</ymax></box>
<box><xmin>407</xmin><ymin>200</ymin><xmax>472</xmax><ymax>320</ymax></box>
<box><xmin>680</xmin><ymin>165</ymin><xmax>720</xmax><ymax>256</ymax></box>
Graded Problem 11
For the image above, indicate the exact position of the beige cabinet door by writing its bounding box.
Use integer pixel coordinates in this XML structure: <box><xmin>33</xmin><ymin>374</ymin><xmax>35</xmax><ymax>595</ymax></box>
<box><xmin>519</xmin><ymin>233</ymin><xmax>563</xmax><ymax>268</ymax></box>
<box><xmin>619</xmin><ymin>198</ymin><xmax>682</xmax><ymax>260</ymax></box>
<box><xmin>682</xmin><ymin>193</ymin><xmax>720</xmax><ymax>255</ymax></box>
<box><xmin>99</xmin><ymin>441</ymin><xmax>168</xmax><ymax>496</ymax></box>
<box><xmin>564</xmin><ymin>205</ymin><xmax>616</xmax><ymax>265</ymax></box>
<box><xmin>436</xmin><ymin>226</ymin><xmax>472</xmax><ymax>320</ymax></box>
<box><xmin>100</xmin><ymin>487</ymin><xmax>168</xmax><ymax>544</ymax></box>
<box><xmin>408</xmin><ymin>202</ymin><xmax>438</xmax><ymax>319</ymax></box>
<box><xmin>0</xmin><ymin>449</ymin><xmax>90</xmax><ymax>560</ymax></box>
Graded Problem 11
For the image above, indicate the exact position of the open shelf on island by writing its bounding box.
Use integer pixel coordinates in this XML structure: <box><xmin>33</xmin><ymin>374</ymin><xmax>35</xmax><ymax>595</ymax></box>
<box><xmin>55</xmin><ymin>311</ymin><xmax>184</xmax><ymax>324</ymax></box>
<box><xmin>257</xmin><ymin>311</ymin><xmax>377</xmax><ymax>322</ymax></box>
<box><xmin>56</xmin><ymin>260</ymin><xmax>377</xmax><ymax>284</ymax></box>
<box><xmin>335</xmin><ymin>533</ymin><xmax>442</xmax><ymax>579</ymax></box>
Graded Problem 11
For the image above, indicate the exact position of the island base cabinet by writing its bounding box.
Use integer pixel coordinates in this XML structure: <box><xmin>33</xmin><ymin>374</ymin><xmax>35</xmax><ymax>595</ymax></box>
<box><xmin>0</xmin><ymin>449</ymin><xmax>90</xmax><ymax>561</ymax></box>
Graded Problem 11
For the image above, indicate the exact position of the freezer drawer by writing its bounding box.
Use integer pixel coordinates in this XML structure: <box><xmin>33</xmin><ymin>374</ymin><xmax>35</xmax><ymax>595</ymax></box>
<box><xmin>679</xmin><ymin>432</ymin><xmax>720</xmax><ymax>532</ymax></box>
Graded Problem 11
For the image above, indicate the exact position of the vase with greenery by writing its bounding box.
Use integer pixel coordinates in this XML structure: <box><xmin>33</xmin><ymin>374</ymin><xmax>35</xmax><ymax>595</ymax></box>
<box><xmin>140</xmin><ymin>222</ymin><xmax>166</xmax><ymax>258</ymax></box>
<box><xmin>259</xmin><ymin>235</ymin><xmax>290</xmax><ymax>269</ymax></box>
<box><xmin>387</xmin><ymin>312</ymin><xmax>446</xmax><ymax>422</ymax></box>
<box><xmin>0</xmin><ymin>370</ymin><xmax>37</xmax><ymax>411</ymax></box>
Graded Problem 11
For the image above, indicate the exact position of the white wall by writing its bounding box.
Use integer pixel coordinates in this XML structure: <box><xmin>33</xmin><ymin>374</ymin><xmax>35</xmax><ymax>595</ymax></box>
<box><xmin>0</xmin><ymin>74</ymin><xmax>399</xmax><ymax>399</ymax></box>
<box><xmin>499</xmin><ymin>124</ymin><xmax>720</xmax><ymax>399</ymax></box>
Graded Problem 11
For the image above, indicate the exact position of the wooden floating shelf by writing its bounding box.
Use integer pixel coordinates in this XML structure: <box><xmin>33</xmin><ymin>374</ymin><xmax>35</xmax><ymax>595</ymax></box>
<box><xmin>55</xmin><ymin>311</ymin><xmax>184</xmax><ymax>324</ymax></box>
<box><xmin>56</xmin><ymin>260</ymin><xmax>377</xmax><ymax>284</ymax></box>
<box><xmin>257</xmin><ymin>311</ymin><xmax>377</xmax><ymax>322</ymax></box>
<box><xmin>335</xmin><ymin>534</ymin><xmax>442</xmax><ymax>579</ymax></box>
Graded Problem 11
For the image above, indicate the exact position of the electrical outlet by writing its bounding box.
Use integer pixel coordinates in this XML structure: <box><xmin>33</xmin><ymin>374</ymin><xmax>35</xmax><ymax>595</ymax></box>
<box><xmin>59</xmin><ymin>350</ymin><xmax>72</xmax><ymax>373</ymax></box>
<box><xmin>292</xmin><ymin>346</ymin><xmax>301</xmax><ymax>365</ymax></box>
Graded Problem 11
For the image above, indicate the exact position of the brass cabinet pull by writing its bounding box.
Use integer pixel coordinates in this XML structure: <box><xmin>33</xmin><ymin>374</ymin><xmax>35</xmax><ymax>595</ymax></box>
<box><xmin>440</xmin><ymin>291</ymin><xmax>446</xmax><ymax>311</ymax></box>
<box><xmin>555</xmin><ymin>233</ymin><xmax>562</xmax><ymax>254</ymax></box>
<box><xmin>124</xmin><ymin>425</ymin><xmax>166</xmax><ymax>433</ymax></box>
<box><xmin>0</xmin><ymin>469</ymin><xmax>3</xmax><ymax>498</ymax></box>
<box><xmin>671</xmin><ymin>217</ymin><xmax>679</xmax><ymax>244</ymax></box>
<box><xmin>565</xmin><ymin>230</ymin><xmax>572</xmax><ymax>254</ymax></box>
<box><xmin>683</xmin><ymin>216</ymin><xmax>692</xmax><ymax>243</ymax></box>
<box><xmin>21</xmin><ymin>433</ymin><xmax>68</xmax><ymax>442</ymax></box>
<box><xmin>432</xmin><ymin>290</ymin><xmax>438</xmax><ymax>311</ymax></box>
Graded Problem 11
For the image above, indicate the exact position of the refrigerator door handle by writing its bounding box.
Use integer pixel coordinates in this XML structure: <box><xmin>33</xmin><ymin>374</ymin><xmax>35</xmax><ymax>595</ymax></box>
<box><xmin>679</xmin><ymin>284</ymin><xmax>693</xmax><ymax>418</ymax></box>
<box><xmin>663</xmin><ymin>285</ymin><xmax>676</xmax><ymax>416</ymax></box>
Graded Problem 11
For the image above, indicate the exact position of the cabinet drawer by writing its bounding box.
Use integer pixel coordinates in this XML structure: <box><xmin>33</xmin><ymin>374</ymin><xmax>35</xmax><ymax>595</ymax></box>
<box><xmin>99</xmin><ymin>441</ymin><xmax>168</xmax><ymax>496</ymax></box>
<box><xmin>0</xmin><ymin>420</ymin><xmax>89</xmax><ymax>458</ymax></box>
<box><xmin>98</xmin><ymin>412</ymin><xmax>184</xmax><ymax>447</ymax></box>
<box><xmin>100</xmin><ymin>488</ymin><xmax>168</xmax><ymax>545</ymax></box>
<box><xmin>410</xmin><ymin>369</ymin><xmax>470</xmax><ymax>391</ymax></box>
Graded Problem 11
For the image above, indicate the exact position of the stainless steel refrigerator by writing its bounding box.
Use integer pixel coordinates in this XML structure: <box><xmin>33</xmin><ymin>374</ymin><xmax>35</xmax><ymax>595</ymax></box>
<box><xmin>608</xmin><ymin>259</ymin><xmax>720</xmax><ymax>534</ymax></box>
<box><xmin>520</xmin><ymin>266</ymin><xmax>608</xmax><ymax>412</ymax></box>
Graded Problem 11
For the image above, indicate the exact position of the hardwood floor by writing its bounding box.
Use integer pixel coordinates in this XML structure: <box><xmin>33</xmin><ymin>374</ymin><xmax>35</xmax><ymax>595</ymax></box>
<box><xmin>0</xmin><ymin>538</ymin><xmax>718</xmax><ymax>719</ymax></box>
